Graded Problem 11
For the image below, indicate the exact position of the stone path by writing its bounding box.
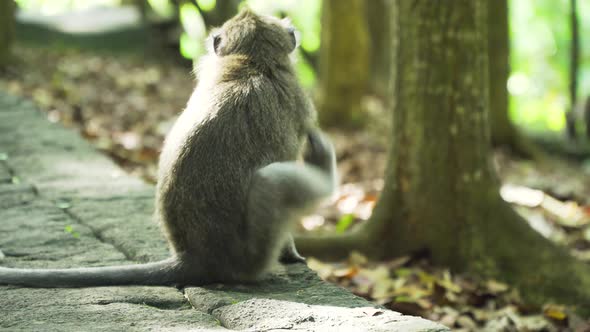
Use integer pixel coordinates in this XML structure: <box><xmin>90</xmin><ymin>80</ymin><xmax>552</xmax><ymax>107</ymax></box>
<box><xmin>0</xmin><ymin>92</ymin><xmax>448</xmax><ymax>331</ymax></box>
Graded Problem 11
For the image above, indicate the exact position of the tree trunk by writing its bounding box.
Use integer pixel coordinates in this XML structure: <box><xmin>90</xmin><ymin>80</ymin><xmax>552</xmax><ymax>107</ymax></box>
<box><xmin>566</xmin><ymin>0</ymin><xmax>579</xmax><ymax>140</ymax></box>
<box><xmin>366</xmin><ymin>0</ymin><xmax>392</xmax><ymax>99</ymax></box>
<box><xmin>0</xmin><ymin>0</ymin><xmax>15</xmax><ymax>67</ymax></box>
<box><xmin>298</xmin><ymin>0</ymin><xmax>590</xmax><ymax>311</ymax></box>
<box><xmin>488</xmin><ymin>0</ymin><xmax>540</xmax><ymax>158</ymax></box>
<box><xmin>318</xmin><ymin>0</ymin><xmax>369</xmax><ymax>128</ymax></box>
<box><xmin>200</xmin><ymin>0</ymin><xmax>240</xmax><ymax>27</ymax></box>
<box><xmin>170</xmin><ymin>0</ymin><xmax>240</xmax><ymax>29</ymax></box>
<box><xmin>488</xmin><ymin>0</ymin><xmax>512</xmax><ymax>147</ymax></box>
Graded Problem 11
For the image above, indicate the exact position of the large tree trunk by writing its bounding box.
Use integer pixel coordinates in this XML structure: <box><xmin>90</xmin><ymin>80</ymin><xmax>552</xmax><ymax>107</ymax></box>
<box><xmin>317</xmin><ymin>0</ymin><xmax>369</xmax><ymax>128</ymax></box>
<box><xmin>298</xmin><ymin>0</ymin><xmax>590</xmax><ymax>311</ymax></box>
<box><xmin>0</xmin><ymin>0</ymin><xmax>15</xmax><ymax>67</ymax></box>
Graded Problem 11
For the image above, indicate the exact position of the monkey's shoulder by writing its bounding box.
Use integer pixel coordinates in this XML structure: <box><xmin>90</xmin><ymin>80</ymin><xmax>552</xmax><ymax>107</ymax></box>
<box><xmin>212</xmin><ymin>72</ymin><xmax>311</xmax><ymax>130</ymax></box>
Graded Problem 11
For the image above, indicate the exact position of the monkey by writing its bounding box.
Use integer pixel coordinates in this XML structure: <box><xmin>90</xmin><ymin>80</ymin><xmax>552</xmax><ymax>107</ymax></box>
<box><xmin>0</xmin><ymin>9</ymin><xmax>337</xmax><ymax>287</ymax></box>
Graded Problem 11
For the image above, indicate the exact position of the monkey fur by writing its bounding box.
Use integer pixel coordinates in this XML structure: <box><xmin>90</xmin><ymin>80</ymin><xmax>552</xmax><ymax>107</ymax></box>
<box><xmin>0</xmin><ymin>10</ymin><xmax>337</xmax><ymax>287</ymax></box>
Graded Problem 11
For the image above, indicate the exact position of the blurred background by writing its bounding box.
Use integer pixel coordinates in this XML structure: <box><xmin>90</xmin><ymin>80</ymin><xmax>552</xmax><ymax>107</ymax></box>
<box><xmin>1</xmin><ymin>0</ymin><xmax>590</xmax><ymax>330</ymax></box>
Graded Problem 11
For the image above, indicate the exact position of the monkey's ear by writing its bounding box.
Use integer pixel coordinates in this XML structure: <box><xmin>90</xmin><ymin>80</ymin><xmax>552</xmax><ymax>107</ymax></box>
<box><xmin>281</xmin><ymin>17</ymin><xmax>292</xmax><ymax>26</ymax></box>
<box><xmin>286</xmin><ymin>27</ymin><xmax>300</xmax><ymax>51</ymax></box>
<box><xmin>207</xmin><ymin>28</ymin><xmax>223</xmax><ymax>55</ymax></box>
<box><xmin>213</xmin><ymin>34</ymin><xmax>222</xmax><ymax>54</ymax></box>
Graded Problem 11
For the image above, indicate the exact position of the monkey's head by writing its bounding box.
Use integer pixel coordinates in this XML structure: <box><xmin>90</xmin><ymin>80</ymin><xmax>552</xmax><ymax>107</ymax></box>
<box><xmin>207</xmin><ymin>9</ymin><xmax>299</xmax><ymax>61</ymax></box>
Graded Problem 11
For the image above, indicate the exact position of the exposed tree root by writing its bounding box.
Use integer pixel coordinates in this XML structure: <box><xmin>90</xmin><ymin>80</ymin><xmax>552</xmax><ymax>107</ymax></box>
<box><xmin>469</xmin><ymin>199</ymin><xmax>590</xmax><ymax>315</ymax></box>
<box><xmin>295</xmin><ymin>231</ymin><xmax>368</xmax><ymax>262</ymax></box>
<box><xmin>493</xmin><ymin>130</ymin><xmax>547</xmax><ymax>162</ymax></box>
<box><xmin>296</xmin><ymin>197</ymin><xmax>590</xmax><ymax>315</ymax></box>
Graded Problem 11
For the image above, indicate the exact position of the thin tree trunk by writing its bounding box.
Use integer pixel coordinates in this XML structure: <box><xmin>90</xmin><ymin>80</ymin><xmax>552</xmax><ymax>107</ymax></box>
<box><xmin>366</xmin><ymin>0</ymin><xmax>392</xmax><ymax>99</ymax></box>
<box><xmin>488</xmin><ymin>0</ymin><xmax>512</xmax><ymax>147</ymax></box>
<box><xmin>193</xmin><ymin>0</ymin><xmax>240</xmax><ymax>27</ymax></box>
<box><xmin>318</xmin><ymin>0</ymin><xmax>369</xmax><ymax>128</ymax></box>
<box><xmin>298</xmin><ymin>0</ymin><xmax>590</xmax><ymax>311</ymax></box>
<box><xmin>566</xmin><ymin>0</ymin><xmax>579</xmax><ymax>140</ymax></box>
<box><xmin>488</xmin><ymin>0</ymin><xmax>541</xmax><ymax>159</ymax></box>
<box><xmin>0</xmin><ymin>0</ymin><xmax>15</xmax><ymax>67</ymax></box>
<box><xmin>170</xmin><ymin>0</ymin><xmax>239</xmax><ymax>29</ymax></box>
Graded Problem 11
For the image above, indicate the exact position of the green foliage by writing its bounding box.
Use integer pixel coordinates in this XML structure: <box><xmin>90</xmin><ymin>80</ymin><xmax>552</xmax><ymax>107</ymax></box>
<box><xmin>197</xmin><ymin>0</ymin><xmax>216</xmax><ymax>12</ymax></box>
<box><xmin>148</xmin><ymin>0</ymin><xmax>175</xmax><ymax>18</ymax></box>
<box><xmin>64</xmin><ymin>225</ymin><xmax>80</xmax><ymax>238</ymax></box>
<box><xmin>296</xmin><ymin>55</ymin><xmax>316</xmax><ymax>88</ymax></box>
<box><xmin>509</xmin><ymin>0</ymin><xmax>590</xmax><ymax>133</ymax></box>
<box><xmin>180</xmin><ymin>32</ymin><xmax>203</xmax><ymax>59</ymax></box>
<box><xmin>335</xmin><ymin>214</ymin><xmax>354</xmax><ymax>234</ymax></box>
<box><xmin>179</xmin><ymin>2</ymin><xmax>207</xmax><ymax>59</ymax></box>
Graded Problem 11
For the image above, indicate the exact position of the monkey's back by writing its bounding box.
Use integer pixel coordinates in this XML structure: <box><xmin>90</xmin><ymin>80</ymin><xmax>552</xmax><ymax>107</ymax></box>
<box><xmin>156</xmin><ymin>65</ymin><xmax>312</xmax><ymax>281</ymax></box>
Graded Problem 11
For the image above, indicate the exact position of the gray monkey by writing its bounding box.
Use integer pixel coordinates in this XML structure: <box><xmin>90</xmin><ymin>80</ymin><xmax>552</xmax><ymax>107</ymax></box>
<box><xmin>0</xmin><ymin>10</ymin><xmax>337</xmax><ymax>287</ymax></box>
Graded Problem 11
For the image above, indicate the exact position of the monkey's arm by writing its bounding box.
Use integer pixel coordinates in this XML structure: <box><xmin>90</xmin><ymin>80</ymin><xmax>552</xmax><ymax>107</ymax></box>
<box><xmin>286</xmin><ymin>129</ymin><xmax>338</xmax><ymax>263</ymax></box>
<box><xmin>247</xmin><ymin>130</ymin><xmax>337</xmax><ymax>264</ymax></box>
<box><xmin>303</xmin><ymin>129</ymin><xmax>337</xmax><ymax>184</ymax></box>
<box><xmin>254</xmin><ymin>129</ymin><xmax>336</xmax><ymax>210</ymax></box>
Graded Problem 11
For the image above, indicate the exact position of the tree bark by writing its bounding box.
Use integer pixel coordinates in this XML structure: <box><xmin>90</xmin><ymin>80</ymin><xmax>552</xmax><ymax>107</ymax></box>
<box><xmin>0</xmin><ymin>0</ymin><xmax>15</xmax><ymax>67</ymax></box>
<box><xmin>298</xmin><ymin>0</ymin><xmax>590</xmax><ymax>311</ymax></box>
<box><xmin>317</xmin><ymin>0</ymin><xmax>369</xmax><ymax>128</ymax></box>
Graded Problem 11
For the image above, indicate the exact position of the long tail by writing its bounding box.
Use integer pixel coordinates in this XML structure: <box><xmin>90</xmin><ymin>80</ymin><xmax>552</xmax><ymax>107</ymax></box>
<box><xmin>0</xmin><ymin>258</ymin><xmax>181</xmax><ymax>287</ymax></box>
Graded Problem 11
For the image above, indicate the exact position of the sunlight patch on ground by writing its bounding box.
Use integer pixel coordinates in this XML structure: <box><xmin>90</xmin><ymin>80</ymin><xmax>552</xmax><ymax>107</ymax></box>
<box><xmin>16</xmin><ymin>6</ymin><xmax>141</xmax><ymax>34</ymax></box>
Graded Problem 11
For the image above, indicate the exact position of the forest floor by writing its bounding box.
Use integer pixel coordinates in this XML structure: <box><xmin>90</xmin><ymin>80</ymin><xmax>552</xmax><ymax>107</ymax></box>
<box><xmin>2</xmin><ymin>45</ymin><xmax>590</xmax><ymax>331</ymax></box>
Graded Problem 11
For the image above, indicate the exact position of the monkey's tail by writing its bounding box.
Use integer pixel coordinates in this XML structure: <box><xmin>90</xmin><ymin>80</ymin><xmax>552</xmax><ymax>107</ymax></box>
<box><xmin>0</xmin><ymin>258</ymin><xmax>182</xmax><ymax>288</ymax></box>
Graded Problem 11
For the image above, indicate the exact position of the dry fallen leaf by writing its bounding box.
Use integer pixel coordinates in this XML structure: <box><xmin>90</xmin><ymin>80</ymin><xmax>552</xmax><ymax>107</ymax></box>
<box><xmin>486</xmin><ymin>279</ymin><xmax>509</xmax><ymax>294</ymax></box>
<box><xmin>332</xmin><ymin>266</ymin><xmax>359</xmax><ymax>279</ymax></box>
<box><xmin>543</xmin><ymin>305</ymin><xmax>568</xmax><ymax>321</ymax></box>
<box><xmin>500</xmin><ymin>184</ymin><xmax>544</xmax><ymax>207</ymax></box>
<box><xmin>542</xmin><ymin>196</ymin><xmax>589</xmax><ymax>228</ymax></box>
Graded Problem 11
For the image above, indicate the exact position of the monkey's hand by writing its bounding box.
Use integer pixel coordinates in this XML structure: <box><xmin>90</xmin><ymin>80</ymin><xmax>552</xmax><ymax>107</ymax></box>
<box><xmin>279</xmin><ymin>246</ymin><xmax>306</xmax><ymax>264</ymax></box>
<box><xmin>303</xmin><ymin>129</ymin><xmax>335</xmax><ymax>172</ymax></box>
<box><xmin>279</xmin><ymin>235</ymin><xmax>306</xmax><ymax>264</ymax></box>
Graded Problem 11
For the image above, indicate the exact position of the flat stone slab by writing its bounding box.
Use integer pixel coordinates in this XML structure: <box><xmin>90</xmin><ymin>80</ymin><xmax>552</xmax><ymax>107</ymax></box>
<box><xmin>0</xmin><ymin>91</ymin><xmax>448</xmax><ymax>331</ymax></box>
